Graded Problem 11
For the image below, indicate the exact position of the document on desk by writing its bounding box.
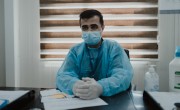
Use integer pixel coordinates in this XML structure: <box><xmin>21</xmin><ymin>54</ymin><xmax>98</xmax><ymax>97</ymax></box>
<box><xmin>40</xmin><ymin>89</ymin><xmax>108</xmax><ymax>110</ymax></box>
<box><xmin>0</xmin><ymin>90</ymin><xmax>29</xmax><ymax>109</ymax></box>
<box><xmin>148</xmin><ymin>92</ymin><xmax>180</xmax><ymax>110</ymax></box>
<box><xmin>0</xmin><ymin>90</ymin><xmax>29</xmax><ymax>103</ymax></box>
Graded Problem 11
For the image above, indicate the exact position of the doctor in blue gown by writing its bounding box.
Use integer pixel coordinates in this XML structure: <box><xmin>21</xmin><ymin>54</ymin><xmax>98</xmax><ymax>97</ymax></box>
<box><xmin>56</xmin><ymin>9</ymin><xmax>133</xmax><ymax>100</ymax></box>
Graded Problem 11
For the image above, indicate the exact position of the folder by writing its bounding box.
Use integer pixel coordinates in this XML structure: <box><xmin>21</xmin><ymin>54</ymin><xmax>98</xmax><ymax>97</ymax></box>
<box><xmin>0</xmin><ymin>90</ymin><xmax>35</xmax><ymax>110</ymax></box>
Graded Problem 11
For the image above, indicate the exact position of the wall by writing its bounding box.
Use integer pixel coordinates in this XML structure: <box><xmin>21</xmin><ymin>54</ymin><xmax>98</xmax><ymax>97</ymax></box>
<box><xmin>157</xmin><ymin>0</ymin><xmax>180</xmax><ymax>91</ymax></box>
<box><xmin>4</xmin><ymin>0</ymin><xmax>180</xmax><ymax>91</ymax></box>
<box><xmin>158</xmin><ymin>14</ymin><xmax>180</xmax><ymax>91</ymax></box>
<box><xmin>4</xmin><ymin>0</ymin><xmax>21</xmax><ymax>87</ymax></box>
<box><xmin>0</xmin><ymin>0</ymin><xmax>5</xmax><ymax>86</ymax></box>
<box><xmin>159</xmin><ymin>0</ymin><xmax>180</xmax><ymax>10</ymax></box>
<box><xmin>17</xmin><ymin>0</ymin><xmax>60</xmax><ymax>88</ymax></box>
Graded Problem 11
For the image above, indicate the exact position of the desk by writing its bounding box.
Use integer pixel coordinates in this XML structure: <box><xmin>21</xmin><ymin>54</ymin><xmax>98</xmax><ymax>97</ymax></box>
<box><xmin>0</xmin><ymin>87</ymin><xmax>150</xmax><ymax>110</ymax></box>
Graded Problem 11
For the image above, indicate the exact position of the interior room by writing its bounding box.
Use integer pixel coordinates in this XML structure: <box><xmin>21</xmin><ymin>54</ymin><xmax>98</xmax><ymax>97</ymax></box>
<box><xmin>1</xmin><ymin>0</ymin><xmax>180</xmax><ymax>109</ymax></box>
<box><xmin>0</xmin><ymin>0</ymin><xmax>180</xmax><ymax>93</ymax></box>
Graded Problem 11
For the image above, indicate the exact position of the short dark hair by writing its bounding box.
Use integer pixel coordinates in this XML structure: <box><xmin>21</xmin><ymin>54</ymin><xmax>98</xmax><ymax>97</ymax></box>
<box><xmin>79</xmin><ymin>9</ymin><xmax>104</xmax><ymax>27</ymax></box>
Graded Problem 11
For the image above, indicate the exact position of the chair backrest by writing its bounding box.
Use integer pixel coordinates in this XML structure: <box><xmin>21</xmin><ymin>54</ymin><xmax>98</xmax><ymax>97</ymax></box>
<box><xmin>124</xmin><ymin>49</ymin><xmax>132</xmax><ymax>91</ymax></box>
<box><xmin>124</xmin><ymin>49</ymin><xmax>130</xmax><ymax>59</ymax></box>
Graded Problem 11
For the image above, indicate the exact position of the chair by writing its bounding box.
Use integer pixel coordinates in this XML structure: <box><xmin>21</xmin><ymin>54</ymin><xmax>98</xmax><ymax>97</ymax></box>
<box><xmin>124</xmin><ymin>49</ymin><xmax>130</xmax><ymax>59</ymax></box>
<box><xmin>124</xmin><ymin>49</ymin><xmax>136</xmax><ymax>91</ymax></box>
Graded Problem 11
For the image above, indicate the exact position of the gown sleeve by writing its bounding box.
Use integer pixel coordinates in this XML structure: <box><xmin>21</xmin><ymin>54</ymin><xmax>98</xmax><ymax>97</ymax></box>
<box><xmin>56</xmin><ymin>49</ymin><xmax>80</xmax><ymax>95</ymax></box>
<box><xmin>98</xmin><ymin>42</ymin><xmax>133</xmax><ymax>96</ymax></box>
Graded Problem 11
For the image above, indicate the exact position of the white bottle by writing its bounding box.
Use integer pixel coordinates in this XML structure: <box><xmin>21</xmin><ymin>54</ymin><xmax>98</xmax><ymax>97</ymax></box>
<box><xmin>144</xmin><ymin>65</ymin><xmax>159</xmax><ymax>91</ymax></box>
<box><xmin>169</xmin><ymin>46</ymin><xmax>180</xmax><ymax>92</ymax></box>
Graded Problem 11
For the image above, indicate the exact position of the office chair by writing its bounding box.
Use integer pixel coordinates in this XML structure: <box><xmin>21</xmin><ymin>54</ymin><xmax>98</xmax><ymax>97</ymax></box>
<box><xmin>124</xmin><ymin>49</ymin><xmax>130</xmax><ymax>59</ymax></box>
<box><xmin>124</xmin><ymin>49</ymin><xmax>136</xmax><ymax>91</ymax></box>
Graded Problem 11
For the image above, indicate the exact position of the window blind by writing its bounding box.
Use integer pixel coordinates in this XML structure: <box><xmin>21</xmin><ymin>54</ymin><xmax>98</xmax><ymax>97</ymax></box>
<box><xmin>40</xmin><ymin>0</ymin><xmax>158</xmax><ymax>60</ymax></box>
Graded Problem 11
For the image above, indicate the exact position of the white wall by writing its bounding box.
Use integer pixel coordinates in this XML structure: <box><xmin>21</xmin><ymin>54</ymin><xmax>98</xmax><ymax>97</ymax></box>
<box><xmin>158</xmin><ymin>14</ymin><xmax>180</xmax><ymax>91</ymax></box>
<box><xmin>0</xmin><ymin>0</ymin><xmax>5</xmax><ymax>86</ymax></box>
<box><xmin>4</xmin><ymin>0</ymin><xmax>21</xmax><ymax>87</ymax></box>
<box><xmin>17</xmin><ymin>0</ymin><xmax>61</xmax><ymax>88</ymax></box>
<box><xmin>4</xmin><ymin>0</ymin><xmax>180</xmax><ymax>91</ymax></box>
<box><xmin>159</xmin><ymin>0</ymin><xmax>180</xmax><ymax>10</ymax></box>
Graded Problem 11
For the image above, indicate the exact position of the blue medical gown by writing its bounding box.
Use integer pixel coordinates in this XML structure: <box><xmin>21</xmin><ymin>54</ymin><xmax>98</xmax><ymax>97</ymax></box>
<box><xmin>56</xmin><ymin>39</ymin><xmax>133</xmax><ymax>96</ymax></box>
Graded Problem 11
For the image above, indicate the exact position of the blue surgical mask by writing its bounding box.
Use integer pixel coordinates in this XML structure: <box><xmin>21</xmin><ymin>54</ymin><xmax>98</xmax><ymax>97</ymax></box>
<box><xmin>82</xmin><ymin>31</ymin><xmax>101</xmax><ymax>45</ymax></box>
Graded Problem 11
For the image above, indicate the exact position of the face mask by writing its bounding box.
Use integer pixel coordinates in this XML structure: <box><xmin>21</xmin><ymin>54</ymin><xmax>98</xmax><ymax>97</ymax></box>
<box><xmin>82</xmin><ymin>31</ymin><xmax>101</xmax><ymax>45</ymax></box>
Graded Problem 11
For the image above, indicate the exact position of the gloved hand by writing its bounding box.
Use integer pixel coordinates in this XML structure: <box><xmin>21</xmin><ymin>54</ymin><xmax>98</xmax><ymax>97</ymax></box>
<box><xmin>72</xmin><ymin>80</ymin><xmax>85</xmax><ymax>96</ymax></box>
<box><xmin>75</xmin><ymin>77</ymin><xmax>103</xmax><ymax>100</ymax></box>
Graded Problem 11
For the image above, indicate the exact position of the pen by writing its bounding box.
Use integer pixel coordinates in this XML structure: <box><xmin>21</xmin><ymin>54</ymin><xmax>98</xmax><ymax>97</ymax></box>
<box><xmin>73</xmin><ymin>96</ymin><xmax>80</xmax><ymax>98</ymax></box>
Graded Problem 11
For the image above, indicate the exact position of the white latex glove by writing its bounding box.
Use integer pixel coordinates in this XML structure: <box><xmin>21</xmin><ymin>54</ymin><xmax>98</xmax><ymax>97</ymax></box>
<box><xmin>72</xmin><ymin>80</ymin><xmax>85</xmax><ymax>96</ymax></box>
<box><xmin>75</xmin><ymin>77</ymin><xmax>103</xmax><ymax>100</ymax></box>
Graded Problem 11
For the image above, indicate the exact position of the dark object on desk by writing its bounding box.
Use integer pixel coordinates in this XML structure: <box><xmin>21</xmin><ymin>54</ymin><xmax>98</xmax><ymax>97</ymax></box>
<box><xmin>143</xmin><ymin>91</ymin><xmax>164</xmax><ymax>110</ymax></box>
<box><xmin>174</xmin><ymin>103</ymin><xmax>180</xmax><ymax>110</ymax></box>
<box><xmin>175</xmin><ymin>103</ymin><xmax>180</xmax><ymax>107</ymax></box>
<box><xmin>0</xmin><ymin>89</ymin><xmax>35</xmax><ymax>110</ymax></box>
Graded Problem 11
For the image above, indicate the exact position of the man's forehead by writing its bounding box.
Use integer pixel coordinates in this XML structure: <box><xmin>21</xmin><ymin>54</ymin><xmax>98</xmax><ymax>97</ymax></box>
<box><xmin>81</xmin><ymin>16</ymin><xmax>100</xmax><ymax>25</ymax></box>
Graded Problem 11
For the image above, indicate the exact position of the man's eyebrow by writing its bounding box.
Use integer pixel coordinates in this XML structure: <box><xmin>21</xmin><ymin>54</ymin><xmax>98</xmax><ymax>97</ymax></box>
<box><xmin>82</xmin><ymin>24</ymin><xmax>98</xmax><ymax>26</ymax></box>
<box><xmin>82</xmin><ymin>25</ymin><xmax>88</xmax><ymax>26</ymax></box>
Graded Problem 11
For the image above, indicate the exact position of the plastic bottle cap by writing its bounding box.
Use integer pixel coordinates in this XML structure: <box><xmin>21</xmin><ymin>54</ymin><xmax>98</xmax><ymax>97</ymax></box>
<box><xmin>175</xmin><ymin>46</ymin><xmax>180</xmax><ymax>57</ymax></box>
<box><xmin>149</xmin><ymin>65</ymin><xmax>155</xmax><ymax>73</ymax></box>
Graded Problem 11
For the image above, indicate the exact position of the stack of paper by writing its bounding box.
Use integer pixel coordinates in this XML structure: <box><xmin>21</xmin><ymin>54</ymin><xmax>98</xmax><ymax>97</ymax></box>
<box><xmin>40</xmin><ymin>89</ymin><xmax>107</xmax><ymax>110</ymax></box>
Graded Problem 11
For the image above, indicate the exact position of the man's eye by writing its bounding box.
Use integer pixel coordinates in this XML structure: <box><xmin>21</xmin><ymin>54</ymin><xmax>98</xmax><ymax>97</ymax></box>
<box><xmin>82</xmin><ymin>25</ymin><xmax>88</xmax><ymax>31</ymax></box>
<box><xmin>91</xmin><ymin>24</ymin><xmax>98</xmax><ymax>30</ymax></box>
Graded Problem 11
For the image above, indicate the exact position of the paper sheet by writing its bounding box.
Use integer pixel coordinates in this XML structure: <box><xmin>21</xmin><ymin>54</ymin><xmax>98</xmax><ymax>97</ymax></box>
<box><xmin>0</xmin><ymin>90</ymin><xmax>29</xmax><ymax>103</ymax></box>
<box><xmin>40</xmin><ymin>89</ymin><xmax>108</xmax><ymax>110</ymax></box>
<box><xmin>149</xmin><ymin>92</ymin><xmax>180</xmax><ymax>110</ymax></box>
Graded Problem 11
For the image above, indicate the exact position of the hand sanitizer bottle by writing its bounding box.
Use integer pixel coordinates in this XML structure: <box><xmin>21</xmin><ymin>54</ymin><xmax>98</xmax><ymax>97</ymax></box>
<box><xmin>169</xmin><ymin>46</ymin><xmax>180</xmax><ymax>92</ymax></box>
<box><xmin>144</xmin><ymin>65</ymin><xmax>159</xmax><ymax>91</ymax></box>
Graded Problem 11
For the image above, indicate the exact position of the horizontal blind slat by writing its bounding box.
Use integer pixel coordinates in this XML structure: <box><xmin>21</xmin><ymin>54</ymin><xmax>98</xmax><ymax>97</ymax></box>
<box><xmin>41</xmin><ymin>20</ymin><xmax>158</xmax><ymax>27</ymax></box>
<box><xmin>40</xmin><ymin>14</ymin><xmax>158</xmax><ymax>20</ymax></box>
<box><xmin>40</xmin><ymin>26</ymin><xmax>158</xmax><ymax>32</ymax></box>
<box><xmin>41</xmin><ymin>38</ymin><xmax>158</xmax><ymax>43</ymax></box>
<box><xmin>41</xmin><ymin>43</ymin><xmax>158</xmax><ymax>50</ymax></box>
<box><xmin>40</xmin><ymin>8</ymin><xmax>158</xmax><ymax>15</ymax></box>
<box><xmin>40</xmin><ymin>3</ymin><xmax>158</xmax><ymax>9</ymax></box>
<box><xmin>41</xmin><ymin>31</ymin><xmax>158</xmax><ymax>38</ymax></box>
<box><xmin>41</xmin><ymin>49</ymin><xmax>158</xmax><ymax>55</ymax></box>
<box><xmin>40</xmin><ymin>0</ymin><xmax>158</xmax><ymax>3</ymax></box>
<box><xmin>40</xmin><ymin>55</ymin><xmax>158</xmax><ymax>59</ymax></box>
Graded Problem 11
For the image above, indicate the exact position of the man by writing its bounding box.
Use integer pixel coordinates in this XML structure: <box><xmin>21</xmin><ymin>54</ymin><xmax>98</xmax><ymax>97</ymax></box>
<box><xmin>56</xmin><ymin>9</ymin><xmax>133</xmax><ymax>100</ymax></box>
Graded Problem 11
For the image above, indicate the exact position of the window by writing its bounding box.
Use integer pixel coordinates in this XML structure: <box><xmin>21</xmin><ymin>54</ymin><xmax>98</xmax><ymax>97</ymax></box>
<box><xmin>39</xmin><ymin>0</ymin><xmax>158</xmax><ymax>60</ymax></box>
